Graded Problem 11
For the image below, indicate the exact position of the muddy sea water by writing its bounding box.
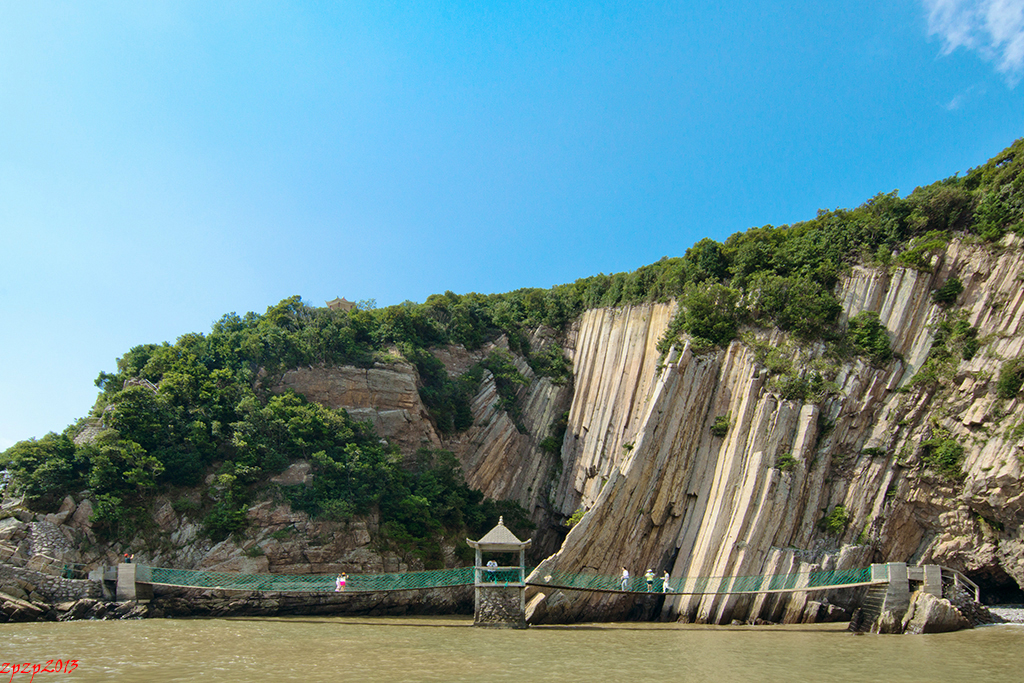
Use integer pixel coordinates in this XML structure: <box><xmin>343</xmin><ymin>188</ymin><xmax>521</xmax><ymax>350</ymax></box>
<box><xmin>4</xmin><ymin>617</ymin><xmax>1023</xmax><ymax>683</ymax></box>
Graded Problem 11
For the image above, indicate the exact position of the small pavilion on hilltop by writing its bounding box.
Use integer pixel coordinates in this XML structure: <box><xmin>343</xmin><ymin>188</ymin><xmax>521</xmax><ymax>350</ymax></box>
<box><xmin>326</xmin><ymin>297</ymin><xmax>356</xmax><ymax>313</ymax></box>
<box><xmin>467</xmin><ymin>516</ymin><xmax>531</xmax><ymax>629</ymax></box>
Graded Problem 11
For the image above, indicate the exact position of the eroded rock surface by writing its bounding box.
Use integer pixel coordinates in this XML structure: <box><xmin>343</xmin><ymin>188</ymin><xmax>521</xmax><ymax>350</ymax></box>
<box><xmin>528</xmin><ymin>237</ymin><xmax>1024</xmax><ymax>624</ymax></box>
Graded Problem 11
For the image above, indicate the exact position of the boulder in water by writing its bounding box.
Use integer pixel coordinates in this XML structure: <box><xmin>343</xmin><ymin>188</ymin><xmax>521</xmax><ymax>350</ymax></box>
<box><xmin>903</xmin><ymin>592</ymin><xmax>970</xmax><ymax>634</ymax></box>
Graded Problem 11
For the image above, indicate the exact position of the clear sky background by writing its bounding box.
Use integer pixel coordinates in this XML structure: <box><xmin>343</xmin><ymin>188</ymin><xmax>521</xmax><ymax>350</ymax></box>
<box><xmin>2</xmin><ymin>0</ymin><xmax>1023</xmax><ymax>450</ymax></box>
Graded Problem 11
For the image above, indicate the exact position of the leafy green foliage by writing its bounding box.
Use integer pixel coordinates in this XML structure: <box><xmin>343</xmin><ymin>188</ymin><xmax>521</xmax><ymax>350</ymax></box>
<box><xmin>963</xmin><ymin>141</ymin><xmax>1024</xmax><ymax>240</ymax></box>
<box><xmin>896</xmin><ymin>231</ymin><xmax>950</xmax><ymax>271</ymax></box>
<box><xmin>287</xmin><ymin>447</ymin><xmax>528</xmax><ymax>567</ymax></box>
<box><xmin>747</xmin><ymin>274</ymin><xmax>841</xmax><ymax>340</ymax></box>
<box><xmin>906</xmin><ymin>181</ymin><xmax>971</xmax><ymax>235</ymax></box>
<box><xmin>681</xmin><ymin>238</ymin><xmax>729</xmax><ymax>283</ymax></box>
<box><xmin>741</xmin><ymin>334</ymin><xmax>794</xmax><ymax>375</ymax></box>
<box><xmin>203</xmin><ymin>491</ymin><xmax>250</xmax><ymax>542</ymax></box>
<box><xmin>920</xmin><ymin>432</ymin><xmax>966</xmax><ymax>480</ymax></box>
<box><xmin>818</xmin><ymin>505</ymin><xmax>850</xmax><ymax>535</ymax></box>
<box><xmin>0</xmin><ymin>432</ymin><xmax>82</xmax><ymax>508</ymax></box>
<box><xmin>938</xmin><ymin>317</ymin><xmax>980</xmax><ymax>362</ymax></box>
<box><xmin>996</xmin><ymin>357</ymin><xmax>1024</xmax><ymax>399</ymax></box>
<box><xmin>909</xmin><ymin>314</ymin><xmax>980</xmax><ymax>388</ymax></box>
<box><xmin>932</xmin><ymin>276</ymin><xmax>964</xmax><ymax>306</ymax></box>
<box><xmin>528</xmin><ymin>343</ymin><xmax>572</xmax><ymax>384</ymax></box>
<box><xmin>659</xmin><ymin>284</ymin><xmax>742</xmax><ymax>353</ymax></box>
<box><xmin>406</xmin><ymin>346</ymin><xmax>478</xmax><ymax>435</ymax></box>
<box><xmin>710</xmin><ymin>414</ymin><xmax>731</xmax><ymax>438</ymax></box>
<box><xmin>847</xmin><ymin>311</ymin><xmax>892</xmax><ymax>365</ymax></box>
<box><xmin>770</xmin><ymin>371</ymin><xmax>833</xmax><ymax>403</ymax></box>
<box><xmin>90</xmin><ymin>493</ymin><xmax>141</xmax><ymax>539</ymax></box>
<box><xmin>565</xmin><ymin>507</ymin><xmax>586</xmax><ymax>529</ymax></box>
<box><xmin>481</xmin><ymin>350</ymin><xmax>529</xmax><ymax>431</ymax></box>
<box><xmin>539</xmin><ymin>411</ymin><xmax>570</xmax><ymax>456</ymax></box>
<box><xmin>774</xmin><ymin>453</ymin><xmax>796</xmax><ymax>471</ymax></box>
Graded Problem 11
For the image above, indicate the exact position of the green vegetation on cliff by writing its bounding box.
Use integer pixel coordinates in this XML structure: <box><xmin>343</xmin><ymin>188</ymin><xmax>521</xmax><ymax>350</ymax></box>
<box><xmin>655</xmin><ymin>138</ymin><xmax>1024</xmax><ymax>354</ymax></box>
<box><xmin>3</xmin><ymin>137</ymin><xmax>1023</xmax><ymax>558</ymax></box>
<box><xmin>1</xmin><ymin>308</ymin><xmax>534</xmax><ymax>562</ymax></box>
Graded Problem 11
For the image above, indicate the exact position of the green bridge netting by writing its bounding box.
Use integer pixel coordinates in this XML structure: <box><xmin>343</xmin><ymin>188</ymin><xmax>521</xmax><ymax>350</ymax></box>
<box><xmin>136</xmin><ymin>565</ymin><xmax>874</xmax><ymax>595</ymax></box>
<box><xmin>140</xmin><ymin>565</ymin><xmax>478</xmax><ymax>592</ymax></box>
<box><xmin>533</xmin><ymin>567</ymin><xmax>874</xmax><ymax>594</ymax></box>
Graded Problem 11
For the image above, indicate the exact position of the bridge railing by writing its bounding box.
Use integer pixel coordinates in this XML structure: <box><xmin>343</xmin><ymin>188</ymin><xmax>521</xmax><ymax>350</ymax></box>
<box><xmin>129</xmin><ymin>564</ymin><xmax>879</xmax><ymax>596</ymax></box>
<box><xmin>140</xmin><ymin>564</ymin><xmax>476</xmax><ymax>593</ymax></box>
<box><xmin>528</xmin><ymin>567</ymin><xmax>876</xmax><ymax>594</ymax></box>
<box><xmin>940</xmin><ymin>566</ymin><xmax>980</xmax><ymax>603</ymax></box>
<box><xmin>475</xmin><ymin>566</ymin><xmax>524</xmax><ymax>585</ymax></box>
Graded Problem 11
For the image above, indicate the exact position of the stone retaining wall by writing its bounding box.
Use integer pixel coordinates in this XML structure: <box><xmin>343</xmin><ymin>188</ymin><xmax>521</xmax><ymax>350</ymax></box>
<box><xmin>28</xmin><ymin>520</ymin><xmax>75</xmax><ymax>558</ymax></box>
<box><xmin>0</xmin><ymin>563</ymin><xmax>101</xmax><ymax>603</ymax></box>
<box><xmin>0</xmin><ymin>540</ymin><xmax>66</xmax><ymax>574</ymax></box>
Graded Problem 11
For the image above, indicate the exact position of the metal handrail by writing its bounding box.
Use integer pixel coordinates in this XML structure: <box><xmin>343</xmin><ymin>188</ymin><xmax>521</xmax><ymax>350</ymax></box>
<box><xmin>940</xmin><ymin>566</ymin><xmax>980</xmax><ymax>603</ymax></box>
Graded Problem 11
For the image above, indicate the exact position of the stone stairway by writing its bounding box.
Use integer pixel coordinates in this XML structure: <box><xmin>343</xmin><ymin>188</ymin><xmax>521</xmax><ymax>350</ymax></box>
<box><xmin>847</xmin><ymin>584</ymin><xmax>886</xmax><ymax>632</ymax></box>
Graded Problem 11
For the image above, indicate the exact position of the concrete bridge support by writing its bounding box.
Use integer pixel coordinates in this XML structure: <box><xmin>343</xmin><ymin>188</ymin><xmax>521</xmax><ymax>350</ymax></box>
<box><xmin>114</xmin><ymin>563</ymin><xmax>153</xmax><ymax>602</ymax></box>
<box><xmin>866</xmin><ymin>562</ymin><xmax>960</xmax><ymax>633</ymax></box>
<box><xmin>881</xmin><ymin>562</ymin><xmax>910</xmax><ymax>617</ymax></box>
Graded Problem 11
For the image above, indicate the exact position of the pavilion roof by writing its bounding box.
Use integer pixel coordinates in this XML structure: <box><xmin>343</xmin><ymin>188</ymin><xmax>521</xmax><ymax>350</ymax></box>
<box><xmin>467</xmin><ymin>516</ymin><xmax>531</xmax><ymax>551</ymax></box>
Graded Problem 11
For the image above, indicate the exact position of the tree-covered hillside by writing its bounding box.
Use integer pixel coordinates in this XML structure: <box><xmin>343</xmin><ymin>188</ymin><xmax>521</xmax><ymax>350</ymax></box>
<box><xmin>2</xmin><ymin>137</ymin><xmax>1022</xmax><ymax>559</ymax></box>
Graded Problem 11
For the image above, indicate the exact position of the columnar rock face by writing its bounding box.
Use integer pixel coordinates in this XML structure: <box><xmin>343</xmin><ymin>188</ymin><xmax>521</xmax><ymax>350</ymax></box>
<box><xmin>442</xmin><ymin>334</ymin><xmax>572</xmax><ymax>535</ymax></box>
<box><xmin>92</xmin><ymin>236</ymin><xmax>1019</xmax><ymax>624</ymax></box>
<box><xmin>553</xmin><ymin>304</ymin><xmax>678</xmax><ymax>513</ymax></box>
<box><xmin>528</xmin><ymin>237</ymin><xmax>1024</xmax><ymax>624</ymax></box>
<box><xmin>272</xmin><ymin>337</ymin><xmax>573</xmax><ymax>552</ymax></box>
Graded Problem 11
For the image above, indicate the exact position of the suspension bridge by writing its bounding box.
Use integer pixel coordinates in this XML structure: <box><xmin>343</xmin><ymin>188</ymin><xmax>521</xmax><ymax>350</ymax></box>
<box><xmin>108</xmin><ymin>563</ymin><xmax>881</xmax><ymax>597</ymax></box>
<box><xmin>91</xmin><ymin>557</ymin><xmax>979</xmax><ymax>633</ymax></box>
<box><xmin>96</xmin><ymin>516</ymin><xmax>979</xmax><ymax>629</ymax></box>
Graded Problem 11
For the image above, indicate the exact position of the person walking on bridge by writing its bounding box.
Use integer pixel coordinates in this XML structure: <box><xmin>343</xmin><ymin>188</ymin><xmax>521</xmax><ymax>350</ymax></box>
<box><xmin>620</xmin><ymin>567</ymin><xmax>630</xmax><ymax>591</ymax></box>
<box><xmin>662</xmin><ymin>571</ymin><xmax>671</xmax><ymax>593</ymax></box>
<box><xmin>645</xmin><ymin>569</ymin><xmax>655</xmax><ymax>591</ymax></box>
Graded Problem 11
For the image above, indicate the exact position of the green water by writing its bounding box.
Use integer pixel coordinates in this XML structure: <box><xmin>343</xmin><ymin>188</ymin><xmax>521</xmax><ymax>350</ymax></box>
<box><xmin>3</xmin><ymin>617</ymin><xmax>1022</xmax><ymax>682</ymax></box>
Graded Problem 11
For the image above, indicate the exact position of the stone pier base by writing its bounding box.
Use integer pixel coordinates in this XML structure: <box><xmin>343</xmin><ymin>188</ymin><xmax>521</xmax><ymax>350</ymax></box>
<box><xmin>474</xmin><ymin>586</ymin><xmax>527</xmax><ymax>629</ymax></box>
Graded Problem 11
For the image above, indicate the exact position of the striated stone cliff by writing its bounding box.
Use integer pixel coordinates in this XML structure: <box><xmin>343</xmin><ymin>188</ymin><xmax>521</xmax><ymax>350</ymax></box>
<box><xmin>32</xmin><ymin>236</ymin><xmax>1019</xmax><ymax>625</ymax></box>
<box><xmin>271</xmin><ymin>333</ymin><xmax>572</xmax><ymax>555</ymax></box>
<box><xmin>257</xmin><ymin>236</ymin><xmax>1023</xmax><ymax>625</ymax></box>
<box><xmin>439</xmin><ymin>328</ymin><xmax>572</xmax><ymax>552</ymax></box>
<box><xmin>525</xmin><ymin>236</ymin><xmax>1024</xmax><ymax>623</ymax></box>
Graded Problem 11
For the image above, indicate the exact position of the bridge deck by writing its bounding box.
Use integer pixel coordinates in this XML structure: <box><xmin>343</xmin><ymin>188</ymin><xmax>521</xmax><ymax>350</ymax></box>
<box><xmin>128</xmin><ymin>564</ymin><xmax>878</xmax><ymax>596</ymax></box>
<box><xmin>526</xmin><ymin>579</ymin><xmax>883</xmax><ymax>595</ymax></box>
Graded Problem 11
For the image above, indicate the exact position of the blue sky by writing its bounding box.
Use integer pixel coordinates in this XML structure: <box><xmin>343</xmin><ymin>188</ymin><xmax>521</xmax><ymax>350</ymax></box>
<box><xmin>2</xmin><ymin>0</ymin><xmax>1023</xmax><ymax>449</ymax></box>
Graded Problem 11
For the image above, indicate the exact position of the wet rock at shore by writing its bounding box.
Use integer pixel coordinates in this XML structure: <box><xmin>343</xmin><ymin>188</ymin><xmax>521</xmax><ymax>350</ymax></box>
<box><xmin>0</xmin><ymin>591</ymin><xmax>47</xmax><ymax>622</ymax></box>
<box><xmin>902</xmin><ymin>592</ymin><xmax>971</xmax><ymax>634</ymax></box>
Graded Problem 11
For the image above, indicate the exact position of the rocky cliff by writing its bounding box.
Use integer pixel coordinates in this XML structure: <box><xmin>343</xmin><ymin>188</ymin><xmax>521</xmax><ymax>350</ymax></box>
<box><xmin>271</xmin><ymin>330</ymin><xmax>572</xmax><ymax>556</ymax></box>
<box><xmin>8</xmin><ymin>236</ymin><xmax>1022</xmax><ymax>625</ymax></box>
<box><xmin>225</xmin><ymin>236</ymin><xmax>1024</xmax><ymax>624</ymax></box>
<box><xmin>524</xmin><ymin>236</ymin><xmax>1024</xmax><ymax>623</ymax></box>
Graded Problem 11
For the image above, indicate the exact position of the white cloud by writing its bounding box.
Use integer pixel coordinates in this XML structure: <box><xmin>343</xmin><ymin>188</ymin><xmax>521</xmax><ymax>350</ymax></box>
<box><xmin>922</xmin><ymin>0</ymin><xmax>1024</xmax><ymax>84</ymax></box>
<box><xmin>943</xmin><ymin>83</ymin><xmax>985</xmax><ymax>108</ymax></box>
